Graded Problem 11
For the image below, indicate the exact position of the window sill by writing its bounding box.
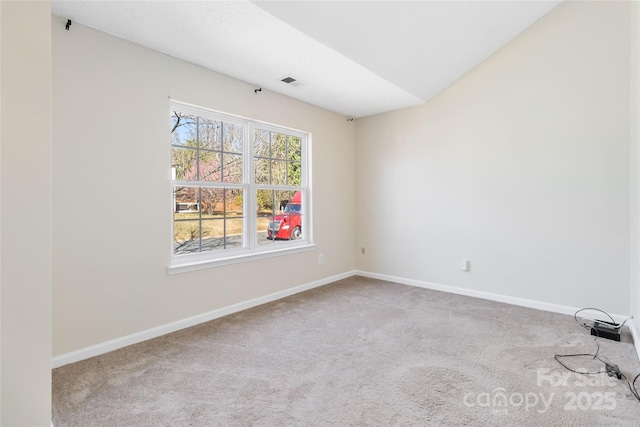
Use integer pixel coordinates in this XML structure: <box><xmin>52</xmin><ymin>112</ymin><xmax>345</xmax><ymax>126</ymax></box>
<box><xmin>167</xmin><ymin>243</ymin><xmax>316</xmax><ymax>275</ymax></box>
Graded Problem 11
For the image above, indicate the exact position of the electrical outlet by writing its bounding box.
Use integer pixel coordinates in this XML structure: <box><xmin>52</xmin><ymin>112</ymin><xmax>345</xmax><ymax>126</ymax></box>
<box><xmin>361</xmin><ymin>247</ymin><xmax>366</xmax><ymax>255</ymax></box>
<box><xmin>461</xmin><ymin>259</ymin><xmax>470</xmax><ymax>271</ymax></box>
<box><xmin>319</xmin><ymin>254</ymin><xmax>324</xmax><ymax>264</ymax></box>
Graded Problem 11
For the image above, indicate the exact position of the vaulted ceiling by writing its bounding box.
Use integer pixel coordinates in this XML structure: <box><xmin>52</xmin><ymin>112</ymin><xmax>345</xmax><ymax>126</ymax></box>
<box><xmin>51</xmin><ymin>0</ymin><xmax>562</xmax><ymax>118</ymax></box>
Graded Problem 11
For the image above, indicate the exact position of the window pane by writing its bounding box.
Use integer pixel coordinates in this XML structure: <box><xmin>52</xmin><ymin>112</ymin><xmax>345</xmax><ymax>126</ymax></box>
<box><xmin>256</xmin><ymin>189</ymin><xmax>274</xmax><ymax>214</ymax></box>
<box><xmin>198</xmin><ymin>118</ymin><xmax>221</xmax><ymax>151</ymax></box>
<box><xmin>171</xmin><ymin>114</ymin><xmax>197</xmax><ymax>147</ymax></box>
<box><xmin>201</xmin><ymin>188</ymin><xmax>224</xmax><ymax>218</ymax></box>
<box><xmin>271</xmin><ymin>133</ymin><xmax>287</xmax><ymax>159</ymax></box>
<box><xmin>276</xmin><ymin>190</ymin><xmax>295</xmax><ymax>209</ymax></box>
<box><xmin>288</xmin><ymin>161</ymin><xmax>301</xmax><ymax>186</ymax></box>
<box><xmin>289</xmin><ymin>136</ymin><xmax>301</xmax><ymax>157</ymax></box>
<box><xmin>259</xmin><ymin>189</ymin><xmax>303</xmax><ymax>243</ymax></box>
<box><xmin>174</xmin><ymin>187</ymin><xmax>199</xmax><ymax>220</ymax></box>
<box><xmin>223</xmin><ymin>122</ymin><xmax>243</xmax><ymax>153</ymax></box>
<box><xmin>282</xmin><ymin>189</ymin><xmax>303</xmax><ymax>241</ymax></box>
<box><xmin>288</xmin><ymin>136</ymin><xmax>302</xmax><ymax>185</ymax></box>
<box><xmin>254</xmin><ymin>129</ymin><xmax>270</xmax><ymax>157</ymax></box>
<box><xmin>253</xmin><ymin>130</ymin><xmax>302</xmax><ymax>186</ymax></box>
<box><xmin>200</xmin><ymin>219</ymin><xmax>225</xmax><ymax>251</ymax></box>
<box><xmin>223</xmin><ymin>153</ymin><xmax>243</xmax><ymax>184</ymax></box>
<box><xmin>171</xmin><ymin>147</ymin><xmax>197</xmax><ymax>181</ymax></box>
<box><xmin>257</xmin><ymin>214</ymin><xmax>270</xmax><ymax>245</ymax></box>
<box><xmin>171</xmin><ymin>113</ymin><xmax>180</xmax><ymax>138</ymax></box>
<box><xmin>254</xmin><ymin>158</ymin><xmax>269</xmax><ymax>185</ymax></box>
<box><xmin>173</xmin><ymin>187</ymin><xmax>245</xmax><ymax>254</ymax></box>
<box><xmin>198</xmin><ymin>151</ymin><xmax>222</xmax><ymax>182</ymax></box>
<box><xmin>272</xmin><ymin>160</ymin><xmax>287</xmax><ymax>185</ymax></box>
<box><xmin>260</xmin><ymin>214</ymin><xmax>277</xmax><ymax>246</ymax></box>
<box><xmin>225</xmin><ymin>218</ymin><xmax>243</xmax><ymax>249</ymax></box>
<box><xmin>174</xmin><ymin>220</ymin><xmax>200</xmax><ymax>255</ymax></box>
<box><xmin>257</xmin><ymin>189</ymin><xmax>274</xmax><ymax>246</ymax></box>
<box><xmin>225</xmin><ymin>188</ymin><xmax>244</xmax><ymax>248</ymax></box>
<box><xmin>226</xmin><ymin>188</ymin><xmax>243</xmax><ymax>217</ymax></box>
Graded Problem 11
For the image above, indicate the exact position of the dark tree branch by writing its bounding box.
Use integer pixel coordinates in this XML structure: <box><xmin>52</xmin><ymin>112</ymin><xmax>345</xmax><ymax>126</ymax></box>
<box><xmin>171</xmin><ymin>111</ymin><xmax>181</xmax><ymax>133</ymax></box>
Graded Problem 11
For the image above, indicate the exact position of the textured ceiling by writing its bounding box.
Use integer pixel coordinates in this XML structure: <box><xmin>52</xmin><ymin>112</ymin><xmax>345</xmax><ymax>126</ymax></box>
<box><xmin>51</xmin><ymin>0</ymin><xmax>562</xmax><ymax>118</ymax></box>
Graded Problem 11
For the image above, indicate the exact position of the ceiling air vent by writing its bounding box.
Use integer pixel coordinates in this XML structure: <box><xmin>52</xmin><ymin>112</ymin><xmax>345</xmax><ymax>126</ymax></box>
<box><xmin>281</xmin><ymin>76</ymin><xmax>301</xmax><ymax>87</ymax></box>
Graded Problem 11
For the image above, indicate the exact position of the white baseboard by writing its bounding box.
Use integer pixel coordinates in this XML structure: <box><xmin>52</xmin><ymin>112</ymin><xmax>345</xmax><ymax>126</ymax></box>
<box><xmin>356</xmin><ymin>270</ymin><xmax>632</xmax><ymax>325</ymax></box>
<box><xmin>53</xmin><ymin>269</ymin><xmax>639</xmax><ymax>368</ymax></box>
<box><xmin>52</xmin><ymin>270</ymin><xmax>357</xmax><ymax>369</ymax></box>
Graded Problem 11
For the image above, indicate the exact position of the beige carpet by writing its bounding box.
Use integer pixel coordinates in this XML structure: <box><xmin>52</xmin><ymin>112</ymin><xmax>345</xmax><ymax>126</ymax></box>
<box><xmin>52</xmin><ymin>276</ymin><xmax>640</xmax><ymax>426</ymax></box>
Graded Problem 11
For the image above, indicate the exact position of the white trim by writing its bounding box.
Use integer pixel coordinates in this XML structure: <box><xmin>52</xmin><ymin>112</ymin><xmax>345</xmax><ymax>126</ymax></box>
<box><xmin>355</xmin><ymin>270</ymin><xmax>632</xmax><ymax>324</ymax></box>
<box><xmin>52</xmin><ymin>270</ymin><xmax>357</xmax><ymax>368</ymax></box>
<box><xmin>168</xmin><ymin>243</ymin><xmax>316</xmax><ymax>274</ymax></box>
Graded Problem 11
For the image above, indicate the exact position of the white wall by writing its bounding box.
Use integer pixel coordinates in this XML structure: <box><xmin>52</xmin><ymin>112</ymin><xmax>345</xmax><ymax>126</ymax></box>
<box><xmin>1</xmin><ymin>1</ymin><xmax>53</xmax><ymax>424</ymax></box>
<box><xmin>356</xmin><ymin>1</ymin><xmax>632</xmax><ymax>314</ymax></box>
<box><xmin>52</xmin><ymin>17</ymin><xmax>356</xmax><ymax>356</ymax></box>
<box><xmin>631</xmin><ymin>0</ymin><xmax>640</xmax><ymax>341</ymax></box>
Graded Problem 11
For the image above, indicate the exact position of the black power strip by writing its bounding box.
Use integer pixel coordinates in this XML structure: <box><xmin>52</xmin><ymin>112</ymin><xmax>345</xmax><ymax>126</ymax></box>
<box><xmin>590</xmin><ymin>320</ymin><xmax>621</xmax><ymax>341</ymax></box>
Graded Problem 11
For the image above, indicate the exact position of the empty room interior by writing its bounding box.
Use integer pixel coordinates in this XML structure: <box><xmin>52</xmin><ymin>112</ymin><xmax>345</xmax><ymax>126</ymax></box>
<box><xmin>3</xmin><ymin>0</ymin><xmax>640</xmax><ymax>425</ymax></box>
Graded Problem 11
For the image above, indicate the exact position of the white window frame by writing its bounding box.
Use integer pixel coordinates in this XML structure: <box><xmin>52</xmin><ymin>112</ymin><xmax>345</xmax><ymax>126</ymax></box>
<box><xmin>168</xmin><ymin>100</ymin><xmax>314</xmax><ymax>274</ymax></box>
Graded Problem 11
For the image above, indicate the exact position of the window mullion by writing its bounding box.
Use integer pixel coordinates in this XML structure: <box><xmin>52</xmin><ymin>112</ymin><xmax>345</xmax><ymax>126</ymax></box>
<box><xmin>254</xmin><ymin>184</ymin><xmax>301</xmax><ymax>192</ymax></box>
<box><xmin>196</xmin><ymin>116</ymin><xmax>200</xmax><ymax>181</ymax></box>
<box><xmin>222</xmin><ymin>189</ymin><xmax>226</xmax><ymax>250</ymax></box>
<box><xmin>246</xmin><ymin>122</ymin><xmax>255</xmax><ymax>251</ymax></box>
<box><xmin>173</xmin><ymin>180</ymin><xmax>243</xmax><ymax>189</ymax></box>
<box><xmin>220</xmin><ymin>121</ymin><xmax>225</xmax><ymax>184</ymax></box>
<box><xmin>198</xmin><ymin>187</ymin><xmax>203</xmax><ymax>253</ymax></box>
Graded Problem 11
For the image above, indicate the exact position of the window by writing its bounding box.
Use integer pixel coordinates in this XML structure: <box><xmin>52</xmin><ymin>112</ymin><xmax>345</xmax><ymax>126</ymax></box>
<box><xmin>170</xmin><ymin>101</ymin><xmax>311</xmax><ymax>269</ymax></box>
